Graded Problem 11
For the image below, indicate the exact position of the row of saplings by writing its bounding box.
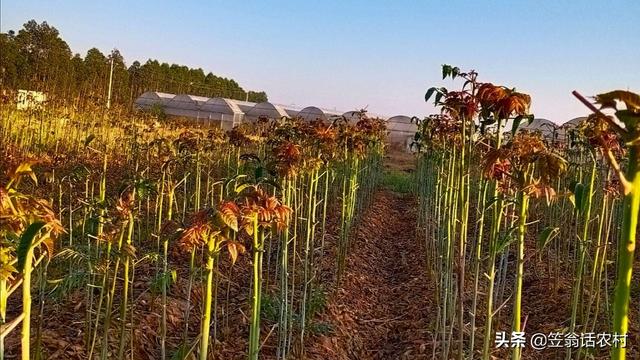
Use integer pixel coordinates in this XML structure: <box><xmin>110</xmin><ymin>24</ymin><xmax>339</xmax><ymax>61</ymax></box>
<box><xmin>413</xmin><ymin>65</ymin><xmax>640</xmax><ymax>360</ymax></box>
<box><xmin>0</xmin><ymin>114</ymin><xmax>386</xmax><ymax>359</ymax></box>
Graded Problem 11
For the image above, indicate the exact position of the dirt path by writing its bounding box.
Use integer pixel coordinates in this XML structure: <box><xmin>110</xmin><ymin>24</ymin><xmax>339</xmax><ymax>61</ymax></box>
<box><xmin>308</xmin><ymin>189</ymin><xmax>434</xmax><ymax>360</ymax></box>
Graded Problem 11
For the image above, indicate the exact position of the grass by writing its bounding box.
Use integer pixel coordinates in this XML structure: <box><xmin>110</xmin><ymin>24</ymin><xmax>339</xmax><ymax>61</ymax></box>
<box><xmin>381</xmin><ymin>169</ymin><xmax>413</xmax><ymax>194</ymax></box>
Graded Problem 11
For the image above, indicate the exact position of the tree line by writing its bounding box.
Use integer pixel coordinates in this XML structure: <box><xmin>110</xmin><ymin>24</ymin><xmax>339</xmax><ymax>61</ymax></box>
<box><xmin>0</xmin><ymin>20</ymin><xmax>268</xmax><ymax>109</ymax></box>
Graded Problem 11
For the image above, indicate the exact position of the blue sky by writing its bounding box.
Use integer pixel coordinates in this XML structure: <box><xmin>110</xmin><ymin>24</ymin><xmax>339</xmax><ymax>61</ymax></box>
<box><xmin>2</xmin><ymin>1</ymin><xmax>639</xmax><ymax>122</ymax></box>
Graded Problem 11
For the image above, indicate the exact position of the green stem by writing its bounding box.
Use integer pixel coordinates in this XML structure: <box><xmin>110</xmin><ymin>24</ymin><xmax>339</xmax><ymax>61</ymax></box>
<box><xmin>199</xmin><ymin>236</ymin><xmax>217</xmax><ymax>360</ymax></box>
<box><xmin>512</xmin><ymin>187</ymin><xmax>529</xmax><ymax>360</ymax></box>
<box><xmin>21</xmin><ymin>248</ymin><xmax>33</xmax><ymax>360</ymax></box>
<box><xmin>248</xmin><ymin>219</ymin><xmax>264</xmax><ymax>360</ymax></box>
<box><xmin>612</xmin><ymin>146</ymin><xmax>640</xmax><ymax>360</ymax></box>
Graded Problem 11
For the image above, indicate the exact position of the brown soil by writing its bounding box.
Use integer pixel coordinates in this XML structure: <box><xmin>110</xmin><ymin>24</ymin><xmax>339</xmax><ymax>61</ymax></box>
<box><xmin>306</xmin><ymin>190</ymin><xmax>435</xmax><ymax>359</ymax></box>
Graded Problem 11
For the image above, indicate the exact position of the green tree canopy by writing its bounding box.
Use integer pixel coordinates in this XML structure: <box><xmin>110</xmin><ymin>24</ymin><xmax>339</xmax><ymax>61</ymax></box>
<box><xmin>0</xmin><ymin>20</ymin><xmax>268</xmax><ymax>108</ymax></box>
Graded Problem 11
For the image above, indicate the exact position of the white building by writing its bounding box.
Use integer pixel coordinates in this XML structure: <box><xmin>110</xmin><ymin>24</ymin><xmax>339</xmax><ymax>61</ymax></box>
<box><xmin>17</xmin><ymin>90</ymin><xmax>47</xmax><ymax>110</ymax></box>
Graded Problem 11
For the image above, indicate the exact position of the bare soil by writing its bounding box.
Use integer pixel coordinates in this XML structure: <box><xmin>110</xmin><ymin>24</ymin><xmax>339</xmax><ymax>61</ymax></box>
<box><xmin>307</xmin><ymin>190</ymin><xmax>435</xmax><ymax>360</ymax></box>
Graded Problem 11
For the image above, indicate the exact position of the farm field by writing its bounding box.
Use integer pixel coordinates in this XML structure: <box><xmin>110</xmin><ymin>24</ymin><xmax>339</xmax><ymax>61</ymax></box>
<box><xmin>2</xmin><ymin>6</ymin><xmax>640</xmax><ymax>360</ymax></box>
<box><xmin>3</xmin><ymin>70</ymin><xmax>640</xmax><ymax>360</ymax></box>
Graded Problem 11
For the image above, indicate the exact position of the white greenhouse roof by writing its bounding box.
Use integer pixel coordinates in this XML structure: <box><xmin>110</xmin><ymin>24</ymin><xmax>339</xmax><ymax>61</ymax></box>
<box><xmin>561</xmin><ymin>117</ymin><xmax>587</xmax><ymax>129</ymax></box>
<box><xmin>245</xmin><ymin>102</ymin><xmax>290</xmax><ymax>119</ymax></box>
<box><xmin>134</xmin><ymin>91</ymin><xmax>175</xmax><ymax>107</ymax></box>
<box><xmin>517</xmin><ymin>118</ymin><xmax>558</xmax><ymax>140</ymax></box>
<box><xmin>387</xmin><ymin>115</ymin><xmax>417</xmax><ymax>134</ymax></box>
<box><xmin>342</xmin><ymin>111</ymin><xmax>364</xmax><ymax>123</ymax></box>
<box><xmin>520</xmin><ymin>118</ymin><xmax>558</xmax><ymax>132</ymax></box>
<box><xmin>168</xmin><ymin>94</ymin><xmax>208</xmax><ymax>109</ymax></box>
<box><xmin>555</xmin><ymin>116</ymin><xmax>587</xmax><ymax>141</ymax></box>
<box><xmin>134</xmin><ymin>91</ymin><xmax>388</xmax><ymax>126</ymax></box>
<box><xmin>230</xmin><ymin>99</ymin><xmax>257</xmax><ymax>113</ymax></box>
<box><xmin>297</xmin><ymin>106</ymin><xmax>328</xmax><ymax>122</ymax></box>
<box><xmin>201</xmin><ymin>97</ymin><xmax>244</xmax><ymax>115</ymax></box>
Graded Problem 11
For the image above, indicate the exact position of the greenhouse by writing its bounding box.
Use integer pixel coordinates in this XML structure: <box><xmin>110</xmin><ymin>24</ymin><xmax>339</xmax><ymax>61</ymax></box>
<box><xmin>134</xmin><ymin>91</ymin><xmax>175</xmax><ymax>109</ymax></box>
<box><xmin>342</xmin><ymin>110</ymin><xmax>364</xmax><ymax>124</ymax></box>
<box><xmin>556</xmin><ymin>116</ymin><xmax>587</xmax><ymax>142</ymax></box>
<box><xmin>517</xmin><ymin>118</ymin><xmax>560</xmax><ymax>143</ymax></box>
<box><xmin>133</xmin><ymin>93</ymin><xmax>421</xmax><ymax>152</ymax></box>
<box><xmin>386</xmin><ymin>115</ymin><xmax>418</xmax><ymax>150</ymax></box>
<box><xmin>201</xmin><ymin>97</ymin><xmax>245</xmax><ymax>129</ymax></box>
<box><xmin>244</xmin><ymin>101</ymin><xmax>290</xmax><ymax>121</ymax></box>
<box><xmin>519</xmin><ymin>118</ymin><xmax>557</xmax><ymax>132</ymax></box>
<box><xmin>297</xmin><ymin>106</ymin><xmax>328</xmax><ymax>122</ymax></box>
<box><xmin>163</xmin><ymin>94</ymin><xmax>209</xmax><ymax>119</ymax></box>
<box><xmin>562</xmin><ymin>116</ymin><xmax>586</xmax><ymax>129</ymax></box>
<box><xmin>233</xmin><ymin>99</ymin><xmax>258</xmax><ymax>114</ymax></box>
<box><xmin>134</xmin><ymin>92</ymin><xmax>246</xmax><ymax>129</ymax></box>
